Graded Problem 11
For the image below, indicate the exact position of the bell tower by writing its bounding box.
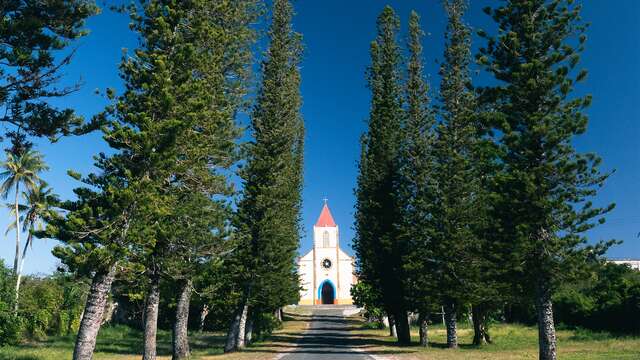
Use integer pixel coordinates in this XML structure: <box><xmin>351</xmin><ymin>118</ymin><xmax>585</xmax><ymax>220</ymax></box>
<box><xmin>312</xmin><ymin>200</ymin><xmax>341</xmax><ymax>304</ymax></box>
<box><xmin>297</xmin><ymin>200</ymin><xmax>354</xmax><ymax>306</ymax></box>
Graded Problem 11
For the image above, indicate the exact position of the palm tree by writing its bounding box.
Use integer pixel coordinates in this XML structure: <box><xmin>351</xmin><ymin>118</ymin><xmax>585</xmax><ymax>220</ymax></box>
<box><xmin>7</xmin><ymin>181</ymin><xmax>58</xmax><ymax>307</ymax></box>
<box><xmin>0</xmin><ymin>149</ymin><xmax>48</xmax><ymax>310</ymax></box>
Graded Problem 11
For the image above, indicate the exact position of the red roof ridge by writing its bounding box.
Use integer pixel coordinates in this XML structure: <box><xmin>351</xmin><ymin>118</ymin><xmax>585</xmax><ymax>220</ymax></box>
<box><xmin>315</xmin><ymin>203</ymin><xmax>336</xmax><ymax>227</ymax></box>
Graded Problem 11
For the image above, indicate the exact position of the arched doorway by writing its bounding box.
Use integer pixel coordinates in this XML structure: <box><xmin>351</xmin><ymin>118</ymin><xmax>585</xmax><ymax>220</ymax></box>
<box><xmin>319</xmin><ymin>280</ymin><xmax>335</xmax><ymax>304</ymax></box>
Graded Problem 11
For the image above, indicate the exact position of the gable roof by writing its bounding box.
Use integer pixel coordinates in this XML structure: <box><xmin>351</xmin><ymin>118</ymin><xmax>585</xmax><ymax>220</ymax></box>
<box><xmin>315</xmin><ymin>203</ymin><xmax>337</xmax><ymax>227</ymax></box>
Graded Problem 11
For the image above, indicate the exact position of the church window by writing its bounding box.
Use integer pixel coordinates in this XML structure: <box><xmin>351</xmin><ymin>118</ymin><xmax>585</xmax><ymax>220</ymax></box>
<box><xmin>323</xmin><ymin>231</ymin><xmax>330</xmax><ymax>247</ymax></box>
<box><xmin>322</xmin><ymin>258</ymin><xmax>332</xmax><ymax>269</ymax></box>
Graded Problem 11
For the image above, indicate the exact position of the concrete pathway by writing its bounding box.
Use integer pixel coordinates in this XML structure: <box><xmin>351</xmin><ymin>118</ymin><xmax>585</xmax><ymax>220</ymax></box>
<box><xmin>278</xmin><ymin>306</ymin><xmax>377</xmax><ymax>360</ymax></box>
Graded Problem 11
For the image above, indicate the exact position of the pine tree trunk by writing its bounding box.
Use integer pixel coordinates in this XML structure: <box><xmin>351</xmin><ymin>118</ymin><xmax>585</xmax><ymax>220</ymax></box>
<box><xmin>102</xmin><ymin>298</ymin><xmax>117</xmax><ymax>325</ymax></box>
<box><xmin>472</xmin><ymin>305</ymin><xmax>491</xmax><ymax>346</ymax></box>
<box><xmin>224</xmin><ymin>297</ymin><xmax>247</xmax><ymax>353</ymax></box>
<box><xmin>444</xmin><ymin>302</ymin><xmax>458</xmax><ymax>349</ymax></box>
<box><xmin>224</xmin><ymin>306</ymin><xmax>241</xmax><ymax>353</ymax></box>
<box><xmin>236</xmin><ymin>303</ymin><xmax>249</xmax><ymax>349</ymax></box>
<box><xmin>418</xmin><ymin>312</ymin><xmax>429</xmax><ymax>347</ymax></box>
<box><xmin>244</xmin><ymin>316</ymin><xmax>254</xmax><ymax>345</ymax></box>
<box><xmin>143</xmin><ymin>271</ymin><xmax>161</xmax><ymax>360</ymax></box>
<box><xmin>388</xmin><ymin>315</ymin><xmax>397</xmax><ymax>337</ymax></box>
<box><xmin>172</xmin><ymin>279</ymin><xmax>192</xmax><ymax>360</ymax></box>
<box><xmin>394</xmin><ymin>310</ymin><xmax>411</xmax><ymax>345</ymax></box>
<box><xmin>199</xmin><ymin>304</ymin><xmax>209</xmax><ymax>331</ymax></box>
<box><xmin>73</xmin><ymin>264</ymin><xmax>117</xmax><ymax>360</ymax></box>
<box><xmin>536</xmin><ymin>279</ymin><xmax>557</xmax><ymax>360</ymax></box>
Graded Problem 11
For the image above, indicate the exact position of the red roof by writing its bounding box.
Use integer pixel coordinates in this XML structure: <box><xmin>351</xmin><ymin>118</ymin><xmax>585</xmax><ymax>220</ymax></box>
<box><xmin>315</xmin><ymin>203</ymin><xmax>337</xmax><ymax>227</ymax></box>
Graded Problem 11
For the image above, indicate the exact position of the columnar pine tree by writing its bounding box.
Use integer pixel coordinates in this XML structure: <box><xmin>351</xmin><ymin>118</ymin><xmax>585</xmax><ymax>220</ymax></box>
<box><xmin>477</xmin><ymin>1</ymin><xmax>614</xmax><ymax>359</ymax></box>
<box><xmin>43</xmin><ymin>1</ymin><xmax>256</xmax><ymax>359</ymax></box>
<box><xmin>395</xmin><ymin>10</ymin><xmax>437</xmax><ymax>348</ymax></box>
<box><xmin>109</xmin><ymin>4</ymin><xmax>203</xmax><ymax>358</ymax></box>
<box><xmin>225</xmin><ymin>0</ymin><xmax>304</xmax><ymax>352</ymax></box>
<box><xmin>162</xmin><ymin>2</ymin><xmax>257</xmax><ymax>358</ymax></box>
<box><xmin>468</xmin><ymin>137</ymin><xmax>504</xmax><ymax>347</ymax></box>
<box><xmin>431</xmin><ymin>0</ymin><xmax>479</xmax><ymax>349</ymax></box>
<box><xmin>353</xmin><ymin>5</ymin><xmax>410</xmax><ymax>345</ymax></box>
<box><xmin>108</xmin><ymin>2</ymin><xmax>254</xmax><ymax>358</ymax></box>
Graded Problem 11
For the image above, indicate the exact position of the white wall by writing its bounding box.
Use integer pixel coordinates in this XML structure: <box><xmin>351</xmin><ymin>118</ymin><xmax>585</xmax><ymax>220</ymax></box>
<box><xmin>610</xmin><ymin>260</ymin><xmax>640</xmax><ymax>271</ymax></box>
<box><xmin>314</xmin><ymin>225</ymin><xmax>339</xmax><ymax>249</ymax></box>
<box><xmin>298</xmin><ymin>224</ymin><xmax>355</xmax><ymax>304</ymax></box>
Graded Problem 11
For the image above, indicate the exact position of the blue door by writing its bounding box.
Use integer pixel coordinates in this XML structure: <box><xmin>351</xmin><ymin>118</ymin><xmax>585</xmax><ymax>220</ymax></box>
<box><xmin>318</xmin><ymin>280</ymin><xmax>335</xmax><ymax>304</ymax></box>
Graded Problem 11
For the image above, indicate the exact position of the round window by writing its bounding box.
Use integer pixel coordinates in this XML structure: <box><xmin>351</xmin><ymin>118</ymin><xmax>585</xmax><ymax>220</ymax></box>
<box><xmin>321</xmin><ymin>258</ymin><xmax>332</xmax><ymax>270</ymax></box>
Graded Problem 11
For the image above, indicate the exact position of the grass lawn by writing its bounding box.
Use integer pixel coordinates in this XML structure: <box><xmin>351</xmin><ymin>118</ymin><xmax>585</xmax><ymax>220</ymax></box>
<box><xmin>0</xmin><ymin>325</ymin><xmax>227</xmax><ymax>360</ymax></box>
<box><xmin>1</xmin><ymin>311</ymin><xmax>638</xmax><ymax>360</ymax></box>
<box><xmin>351</xmin><ymin>321</ymin><xmax>640</xmax><ymax>360</ymax></box>
<box><xmin>0</xmin><ymin>315</ymin><xmax>308</xmax><ymax>360</ymax></box>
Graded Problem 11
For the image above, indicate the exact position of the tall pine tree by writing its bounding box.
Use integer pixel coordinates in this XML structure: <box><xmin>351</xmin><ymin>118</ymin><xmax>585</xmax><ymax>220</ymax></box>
<box><xmin>160</xmin><ymin>1</ymin><xmax>258</xmax><ymax>358</ymax></box>
<box><xmin>224</xmin><ymin>0</ymin><xmax>304</xmax><ymax>352</ymax></box>
<box><xmin>477</xmin><ymin>1</ymin><xmax>614</xmax><ymax>359</ymax></box>
<box><xmin>353</xmin><ymin>5</ymin><xmax>411</xmax><ymax>345</ymax></box>
<box><xmin>431</xmin><ymin>0</ymin><xmax>480</xmax><ymax>349</ymax></box>
<box><xmin>44</xmin><ymin>1</ymin><xmax>256</xmax><ymax>359</ymax></box>
<box><xmin>395</xmin><ymin>10</ymin><xmax>438</xmax><ymax>348</ymax></box>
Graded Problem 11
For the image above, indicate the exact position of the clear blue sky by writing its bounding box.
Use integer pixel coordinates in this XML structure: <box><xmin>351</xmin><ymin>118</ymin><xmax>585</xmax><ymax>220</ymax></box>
<box><xmin>2</xmin><ymin>0</ymin><xmax>638</xmax><ymax>275</ymax></box>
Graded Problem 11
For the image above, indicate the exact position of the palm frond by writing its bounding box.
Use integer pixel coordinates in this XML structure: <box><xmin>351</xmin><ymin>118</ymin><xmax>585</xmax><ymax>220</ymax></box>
<box><xmin>0</xmin><ymin>150</ymin><xmax>49</xmax><ymax>199</ymax></box>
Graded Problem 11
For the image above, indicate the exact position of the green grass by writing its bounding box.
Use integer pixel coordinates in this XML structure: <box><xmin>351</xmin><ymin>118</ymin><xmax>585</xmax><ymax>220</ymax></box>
<box><xmin>2</xmin><ymin>316</ymin><xmax>639</xmax><ymax>360</ymax></box>
<box><xmin>0</xmin><ymin>325</ymin><xmax>227</xmax><ymax>360</ymax></box>
<box><xmin>0</xmin><ymin>316</ymin><xmax>309</xmax><ymax>360</ymax></box>
<box><xmin>351</xmin><ymin>321</ymin><xmax>640</xmax><ymax>360</ymax></box>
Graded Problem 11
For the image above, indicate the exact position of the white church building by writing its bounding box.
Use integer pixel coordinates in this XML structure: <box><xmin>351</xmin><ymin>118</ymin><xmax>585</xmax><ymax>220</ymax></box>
<box><xmin>297</xmin><ymin>202</ymin><xmax>356</xmax><ymax>305</ymax></box>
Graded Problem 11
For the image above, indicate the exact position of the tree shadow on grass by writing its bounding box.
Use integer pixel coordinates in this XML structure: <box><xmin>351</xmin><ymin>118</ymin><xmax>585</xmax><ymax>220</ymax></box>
<box><xmin>8</xmin><ymin>312</ymin><xmax>456</xmax><ymax>359</ymax></box>
<box><xmin>425</xmin><ymin>342</ymin><xmax>481</xmax><ymax>350</ymax></box>
<box><xmin>230</xmin><ymin>313</ymin><xmax>422</xmax><ymax>358</ymax></box>
<box><xmin>93</xmin><ymin>328</ymin><xmax>227</xmax><ymax>356</ymax></box>
<box><xmin>7</xmin><ymin>326</ymin><xmax>227</xmax><ymax>358</ymax></box>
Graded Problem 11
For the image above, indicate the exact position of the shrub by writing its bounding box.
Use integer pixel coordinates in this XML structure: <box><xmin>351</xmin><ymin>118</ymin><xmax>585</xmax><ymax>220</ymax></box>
<box><xmin>0</xmin><ymin>260</ymin><xmax>21</xmax><ymax>346</ymax></box>
<box><xmin>554</xmin><ymin>262</ymin><xmax>640</xmax><ymax>334</ymax></box>
<box><xmin>0</xmin><ymin>264</ymin><xmax>89</xmax><ymax>344</ymax></box>
<box><xmin>0</xmin><ymin>303</ymin><xmax>21</xmax><ymax>346</ymax></box>
<box><xmin>252</xmin><ymin>312</ymin><xmax>282</xmax><ymax>341</ymax></box>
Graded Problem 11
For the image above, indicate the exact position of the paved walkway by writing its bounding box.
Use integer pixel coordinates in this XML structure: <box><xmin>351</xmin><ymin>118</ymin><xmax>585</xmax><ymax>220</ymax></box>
<box><xmin>278</xmin><ymin>306</ymin><xmax>376</xmax><ymax>360</ymax></box>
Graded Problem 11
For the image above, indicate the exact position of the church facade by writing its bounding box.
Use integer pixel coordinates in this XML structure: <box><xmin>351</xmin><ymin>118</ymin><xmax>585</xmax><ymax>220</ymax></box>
<box><xmin>297</xmin><ymin>202</ymin><xmax>355</xmax><ymax>305</ymax></box>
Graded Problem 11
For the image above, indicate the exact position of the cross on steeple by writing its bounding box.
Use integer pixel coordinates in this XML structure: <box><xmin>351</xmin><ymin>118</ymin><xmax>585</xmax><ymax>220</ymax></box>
<box><xmin>316</xmin><ymin>198</ymin><xmax>336</xmax><ymax>227</ymax></box>
<box><xmin>322</xmin><ymin>196</ymin><xmax>328</xmax><ymax>205</ymax></box>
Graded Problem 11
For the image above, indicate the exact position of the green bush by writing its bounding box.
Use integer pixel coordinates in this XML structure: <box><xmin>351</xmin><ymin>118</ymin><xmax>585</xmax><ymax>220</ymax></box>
<box><xmin>252</xmin><ymin>312</ymin><xmax>282</xmax><ymax>341</ymax></box>
<box><xmin>19</xmin><ymin>276</ymin><xmax>62</xmax><ymax>340</ymax></box>
<box><xmin>0</xmin><ymin>259</ymin><xmax>88</xmax><ymax>345</ymax></box>
<box><xmin>554</xmin><ymin>262</ymin><xmax>640</xmax><ymax>334</ymax></box>
<box><xmin>361</xmin><ymin>320</ymin><xmax>385</xmax><ymax>330</ymax></box>
<box><xmin>0</xmin><ymin>307</ymin><xmax>21</xmax><ymax>346</ymax></box>
<box><xmin>351</xmin><ymin>282</ymin><xmax>385</xmax><ymax>323</ymax></box>
<box><xmin>0</xmin><ymin>260</ymin><xmax>21</xmax><ymax>346</ymax></box>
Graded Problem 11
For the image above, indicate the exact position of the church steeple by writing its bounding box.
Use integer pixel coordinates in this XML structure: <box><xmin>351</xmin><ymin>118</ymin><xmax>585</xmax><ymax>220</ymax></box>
<box><xmin>315</xmin><ymin>202</ymin><xmax>336</xmax><ymax>227</ymax></box>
